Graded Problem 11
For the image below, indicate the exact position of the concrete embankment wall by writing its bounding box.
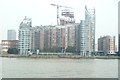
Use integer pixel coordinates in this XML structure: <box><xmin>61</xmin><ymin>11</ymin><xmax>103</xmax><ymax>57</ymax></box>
<box><xmin>0</xmin><ymin>54</ymin><xmax>119</xmax><ymax>59</ymax></box>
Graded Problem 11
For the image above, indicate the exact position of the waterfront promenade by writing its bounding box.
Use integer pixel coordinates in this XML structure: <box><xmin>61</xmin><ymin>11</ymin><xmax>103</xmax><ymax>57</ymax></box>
<box><xmin>0</xmin><ymin>53</ymin><xmax>119</xmax><ymax>59</ymax></box>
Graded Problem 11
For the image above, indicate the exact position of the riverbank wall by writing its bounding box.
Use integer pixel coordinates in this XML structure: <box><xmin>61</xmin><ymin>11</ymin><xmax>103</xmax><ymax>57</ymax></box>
<box><xmin>0</xmin><ymin>54</ymin><xmax>120</xmax><ymax>59</ymax></box>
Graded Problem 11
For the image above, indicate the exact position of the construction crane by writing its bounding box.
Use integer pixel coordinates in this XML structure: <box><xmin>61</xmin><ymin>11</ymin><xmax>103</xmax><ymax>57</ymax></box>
<box><xmin>51</xmin><ymin>4</ymin><xmax>73</xmax><ymax>25</ymax></box>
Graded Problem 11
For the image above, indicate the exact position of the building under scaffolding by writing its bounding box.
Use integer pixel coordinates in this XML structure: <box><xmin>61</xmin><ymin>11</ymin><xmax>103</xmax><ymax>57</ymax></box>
<box><xmin>60</xmin><ymin>9</ymin><xmax>75</xmax><ymax>25</ymax></box>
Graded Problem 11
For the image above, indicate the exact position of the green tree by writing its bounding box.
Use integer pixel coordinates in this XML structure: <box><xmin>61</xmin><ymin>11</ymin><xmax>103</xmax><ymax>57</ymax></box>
<box><xmin>7</xmin><ymin>48</ymin><xmax>19</xmax><ymax>54</ymax></box>
<box><xmin>66</xmin><ymin>46</ymin><xmax>76</xmax><ymax>53</ymax></box>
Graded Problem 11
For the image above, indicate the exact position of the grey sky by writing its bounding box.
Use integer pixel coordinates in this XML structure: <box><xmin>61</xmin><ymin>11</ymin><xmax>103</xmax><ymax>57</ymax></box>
<box><xmin>0</xmin><ymin>0</ymin><xmax>119</xmax><ymax>46</ymax></box>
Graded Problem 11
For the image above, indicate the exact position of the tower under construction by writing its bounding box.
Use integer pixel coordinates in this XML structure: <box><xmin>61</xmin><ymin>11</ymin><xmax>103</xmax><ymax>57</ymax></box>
<box><xmin>60</xmin><ymin>9</ymin><xmax>75</xmax><ymax>25</ymax></box>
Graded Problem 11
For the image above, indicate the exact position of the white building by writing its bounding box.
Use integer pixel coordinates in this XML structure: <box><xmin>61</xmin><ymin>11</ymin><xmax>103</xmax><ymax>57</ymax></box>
<box><xmin>18</xmin><ymin>16</ymin><xmax>32</xmax><ymax>55</ymax></box>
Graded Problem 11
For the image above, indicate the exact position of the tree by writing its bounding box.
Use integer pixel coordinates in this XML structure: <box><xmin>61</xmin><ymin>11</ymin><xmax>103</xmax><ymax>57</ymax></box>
<box><xmin>7</xmin><ymin>48</ymin><xmax>19</xmax><ymax>54</ymax></box>
<box><xmin>66</xmin><ymin>46</ymin><xmax>76</xmax><ymax>53</ymax></box>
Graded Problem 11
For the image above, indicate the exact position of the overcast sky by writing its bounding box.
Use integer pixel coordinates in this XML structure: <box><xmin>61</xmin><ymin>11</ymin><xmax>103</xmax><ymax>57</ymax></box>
<box><xmin>0</xmin><ymin>0</ymin><xmax>119</xmax><ymax>46</ymax></box>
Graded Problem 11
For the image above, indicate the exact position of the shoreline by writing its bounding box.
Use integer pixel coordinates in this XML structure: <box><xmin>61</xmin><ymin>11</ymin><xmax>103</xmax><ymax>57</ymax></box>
<box><xmin>0</xmin><ymin>54</ymin><xmax>119</xmax><ymax>59</ymax></box>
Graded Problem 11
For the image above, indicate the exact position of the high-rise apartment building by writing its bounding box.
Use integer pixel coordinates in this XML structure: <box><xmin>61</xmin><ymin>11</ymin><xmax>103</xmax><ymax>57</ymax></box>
<box><xmin>30</xmin><ymin>28</ymin><xmax>36</xmax><ymax>51</ymax></box>
<box><xmin>76</xmin><ymin>6</ymin><xmax>95</xmax><ymax>55</ymax></box>
<box><xmin>85</xmin><ymin>6</ymin><xmax>95</xmax><ymax>53</ymax></box>
<box><xmin>98</xmin><ymin>36</ymin><xmax>115</xmax><ymax>53</ymax></box>
<box><xmin>66</xmin><ymin>24</ymin><xmax>76</xmax><ymax>48</ymax></box>
<box><xmin>56</xmin><ymin>27</ymin><xmax>61</xmax><ymax>50</ymax></box>
<box><xmin>30</xmin><ymin>26</ymin><xmax>45</xmax><ymax>52</ymax></box>
<box><xmin>75</xmin><ymin>22</ymin><xmax>81</xmax><ymax>53</ymax></box>
<box><xmin>39</xmin><ymin>28</ymin><xmax>44</xmax><ymax>50</ymax></box>
<box><xmin>118</xmin><ymin>1</ymin><xmax>120</xmax><ymax>53</ymax></box>
<box><xmin>50</xmin><ymin>26</ymin><xmax>57</xmax><ymax>49</ymax></box>
<box><xmin>18</xmin><ymin>16</ymin><xmax>32</xmax><ymax>55</ymax></box>
<box><xmin>62</xmin><ymin>23</ymin><xmax>80</xmax><ymax>53</ymax></box>
<box><xmin>44</xmin><ymin>26</ymin><xmax>51</xmax><ymax>51</ymax></box>
<box><xmin>76</xmin><ymin>20</ymin><xmax>87</xmax><ymax>55</ymax></box>
<box><xmin>7</xmin><ymin>30</ymin><xmax>16</xmax><ymax>40</ymax></box>
<box><xmin>60</xmin><ymin>26</ymin><xmax>68</xmax><ymax>51</ymax></box>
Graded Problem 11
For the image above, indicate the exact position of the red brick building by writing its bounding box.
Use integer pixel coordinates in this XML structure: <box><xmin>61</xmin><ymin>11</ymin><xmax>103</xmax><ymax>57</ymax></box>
<box><xmin>2</xmin><ymin>40</ymin><xmax>18</xmax><ymax>53</ymax></box>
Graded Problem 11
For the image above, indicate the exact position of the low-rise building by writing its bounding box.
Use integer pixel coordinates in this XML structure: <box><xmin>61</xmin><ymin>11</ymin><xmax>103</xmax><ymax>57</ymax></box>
<box><xmin>2</xmin><ymin>40</ymin><xmax>18</xmax><ymax>53</ymax></box>
<box><xmin>98</xmin><ymin>36</ymin><xmax>115</xmax><ymax>53</ymax></box>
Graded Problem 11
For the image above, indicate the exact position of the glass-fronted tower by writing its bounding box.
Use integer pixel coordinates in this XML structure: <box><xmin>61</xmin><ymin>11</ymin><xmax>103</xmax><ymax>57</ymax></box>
<box><xmin>79</xmin><ymin>6</ymin><xmax>95</xmax><ymax>56</ymax></box>
<box><xmin>18</xmin><ymin>16</ymin><xmax>32</xmax><ymax>55</ymax></box>
<box><xmin>85</xmin><ymin>6</ymin><xmax>95</xmax><ymax>53</ymax></box>
<box><xmin>75</xmin><ymin>20</ymin><xmax>86</xmax><ymax>55</ymax></box>
<box><xmin>79</xmin><ymin>20</ymin><xmax>88</xmax><ymax>55</ymax></box>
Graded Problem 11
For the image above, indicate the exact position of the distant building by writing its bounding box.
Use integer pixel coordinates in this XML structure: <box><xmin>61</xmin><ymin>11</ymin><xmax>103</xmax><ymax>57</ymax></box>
<box><xmin>95</xmin><ymin>44</ymin><xmax>98</xmax><ymax>52</ymax></box>
<box><xmin>2</xmin><ymin>40</ymin><xmax>18</xmax><ymax>53</ymax></box>
<box><xmin>7</xmin><ymin>30</ymin><xmax>16</xmax><ymax>40</ymax></box>
<box><xmin>115</xmin><ymin>45</ymin><xmax>117</xmax><ymax>52</ymax></box>
<box><xmin>98</xmin><ymin>36</ymin><xmax>115</xmax><ymax>53</ymax></box>
<box><xmin>118</xmin><ymin>1</ymin><xmax>120</xmax><ymax>53</ymax></box>
<box><xmin>18</xmin><ymin>16</ymin><xmax>32</xmax><ymax>55</ymax></box>
<box><xmin>0</xmin><ymin>44</ymin><xmax>2</xmax><ymax>54</ymax></box>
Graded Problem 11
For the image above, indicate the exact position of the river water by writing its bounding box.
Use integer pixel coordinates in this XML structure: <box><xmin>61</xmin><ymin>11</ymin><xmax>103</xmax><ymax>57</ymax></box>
<box><xmin>0</xmin><ymin>57</ymin><xmax>118</xmax><ymax>78</ymax></box>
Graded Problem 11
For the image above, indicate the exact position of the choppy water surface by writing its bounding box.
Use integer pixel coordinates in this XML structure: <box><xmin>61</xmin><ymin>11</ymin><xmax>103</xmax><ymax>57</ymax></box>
<box><xmin>1</xmin><ymin>58</ymin><xmax>118</xmax><ymax>78</ymax></box>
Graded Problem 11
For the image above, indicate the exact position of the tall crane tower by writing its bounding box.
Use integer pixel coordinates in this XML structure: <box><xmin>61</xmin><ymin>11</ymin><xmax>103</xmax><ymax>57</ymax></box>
<box><xmin>51</xmin><ymin>4</ymin><xmax>73</xmax><ymax>25</ymax></box>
